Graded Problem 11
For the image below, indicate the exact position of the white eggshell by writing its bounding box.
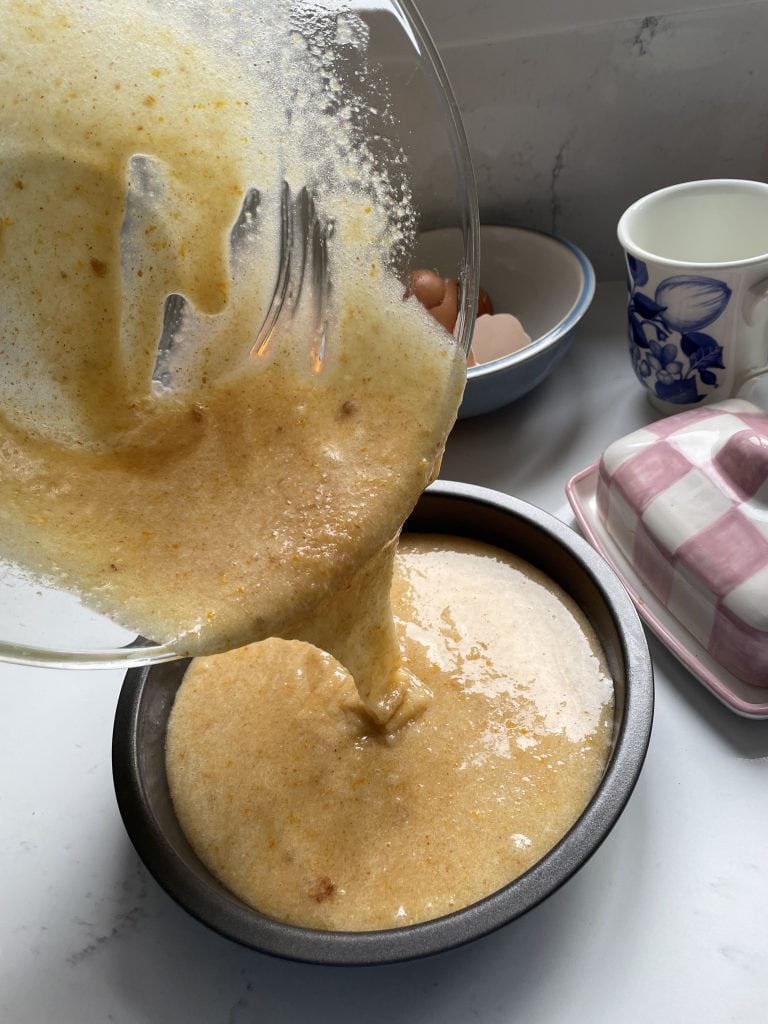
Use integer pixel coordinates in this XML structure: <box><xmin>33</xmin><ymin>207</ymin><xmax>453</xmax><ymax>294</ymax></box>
<box><xmin>470</xmin><ymin>314</ymin><xmax>532</xmax><ymax>365</ymax></box>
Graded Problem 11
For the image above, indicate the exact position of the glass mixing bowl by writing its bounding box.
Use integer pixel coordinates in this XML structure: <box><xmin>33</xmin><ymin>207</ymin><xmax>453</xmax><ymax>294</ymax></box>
<box><xmin>0</xmin><ymin>0</ymin><xmax>479</xmax><ymax>669</ymax></box>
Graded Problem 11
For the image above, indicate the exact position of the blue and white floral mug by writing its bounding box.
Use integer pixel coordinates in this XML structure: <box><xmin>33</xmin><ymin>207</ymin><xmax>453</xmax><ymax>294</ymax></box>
<box><xmin>618</xmin><ymin>179</ymin><xmax>768</xmax><ymax>412</ymax></box>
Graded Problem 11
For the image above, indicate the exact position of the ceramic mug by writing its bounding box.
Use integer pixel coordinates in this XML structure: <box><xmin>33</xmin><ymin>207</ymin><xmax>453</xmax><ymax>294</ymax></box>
<box><xmin>617</xmin><ymin>179</ymin><xmax>768</xmax><ymax>412</ymax></box>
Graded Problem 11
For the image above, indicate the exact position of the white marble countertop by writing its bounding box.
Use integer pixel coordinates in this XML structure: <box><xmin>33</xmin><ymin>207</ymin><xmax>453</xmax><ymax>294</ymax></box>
<box><xmin>2</xmin><ymin>282</ymin><xmax>767</xmax><ymax>1024</ymax></box>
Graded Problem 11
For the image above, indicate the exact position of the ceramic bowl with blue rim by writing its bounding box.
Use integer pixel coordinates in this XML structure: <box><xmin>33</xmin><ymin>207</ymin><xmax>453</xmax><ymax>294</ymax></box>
<box><xmin>414</xmin><ymin>225</ymin><xmax>596</xmax><ymax>418</ymax></box>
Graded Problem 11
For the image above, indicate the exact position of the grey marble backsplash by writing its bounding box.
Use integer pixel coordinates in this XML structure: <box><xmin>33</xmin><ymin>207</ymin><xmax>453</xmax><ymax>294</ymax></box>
<box><xmin>417</xmin><ymin>0</ymin><xmax>768</xmax><ymax>279</ymax></box>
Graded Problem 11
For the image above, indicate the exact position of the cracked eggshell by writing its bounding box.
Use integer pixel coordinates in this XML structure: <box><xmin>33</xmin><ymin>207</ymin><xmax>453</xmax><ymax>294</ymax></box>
<box><xmin>469</xmin><ymin>313</ymin><xmax>532</xmax><ymax>366</ymax></box>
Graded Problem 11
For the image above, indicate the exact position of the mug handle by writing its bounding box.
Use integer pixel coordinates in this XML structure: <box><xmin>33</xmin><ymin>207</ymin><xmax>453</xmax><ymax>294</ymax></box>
<box><xmin>743</xmin><ymin>276</ymin><xmax>768</xmax><ymax>326</ymax></box>
<box><xmin>739</xmin><ymin>277</ymin><xmax>768</xmax><ymax>398</ymax></box>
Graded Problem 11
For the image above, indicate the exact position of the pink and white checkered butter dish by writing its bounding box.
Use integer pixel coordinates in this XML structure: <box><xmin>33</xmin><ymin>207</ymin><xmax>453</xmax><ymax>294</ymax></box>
<box><xmin>567</xmin><ymin>398</ymin><xmax>768</xmax><ymax>716</ymax></box>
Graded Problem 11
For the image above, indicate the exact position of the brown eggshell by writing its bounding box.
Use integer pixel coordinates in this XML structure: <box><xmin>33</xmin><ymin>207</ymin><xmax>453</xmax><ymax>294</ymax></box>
<box><xmin>407</xmin><ymin>268</ymin><xmax>446</xmax><ymax>310</ymax></box>
<box><xmin>477</xmin><ymin>286</ymin><xmax>494</xmax><ymax>317</ymax></box>
<box><xmin>407</xmin><ymin>269</ymin><xmax>459</xmax><ymax>333</ymax></box>
<box><xmin>430</xmin><ymin>277</ymin><xmax>458</xmax><ymax>332</ymax></box>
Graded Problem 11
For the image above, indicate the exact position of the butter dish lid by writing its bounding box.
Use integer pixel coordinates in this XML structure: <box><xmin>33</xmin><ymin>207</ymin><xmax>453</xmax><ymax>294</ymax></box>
<box><xmin>567</xmin><ymin>398</ymin><xmax>768</xmax><ymax>716</ymax></box>
<box><xmin>596</xmin><ymin>399</ymin><xmax>768</xmax><ymax>688</ymax></box>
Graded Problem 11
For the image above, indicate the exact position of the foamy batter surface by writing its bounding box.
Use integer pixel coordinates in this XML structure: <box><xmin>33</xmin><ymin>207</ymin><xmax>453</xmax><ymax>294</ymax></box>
<box><xmin>0</xmin><ymin>1</ymin><xmax>464</xmax><ymax>686</ymax></box>
<box><xmin>166</xmin><ymin>536</ymin><xmax>615</xmax><ymax>931</ymax></box>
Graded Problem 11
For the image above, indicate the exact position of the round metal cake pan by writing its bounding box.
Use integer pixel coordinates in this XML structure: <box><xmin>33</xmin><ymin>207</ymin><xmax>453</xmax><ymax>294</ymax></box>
<box><xmin>112</xmin><ymin>480</ymin><xmax>654</xmax><ymax>966</ymax></box>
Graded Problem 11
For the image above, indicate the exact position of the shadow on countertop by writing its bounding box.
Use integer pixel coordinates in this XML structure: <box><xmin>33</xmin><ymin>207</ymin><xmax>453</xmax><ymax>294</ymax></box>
<box><xmin>5</xmin><ymin>808</ymin><xmax>651</xmax><ymax>1024</ymax></box>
